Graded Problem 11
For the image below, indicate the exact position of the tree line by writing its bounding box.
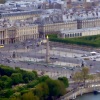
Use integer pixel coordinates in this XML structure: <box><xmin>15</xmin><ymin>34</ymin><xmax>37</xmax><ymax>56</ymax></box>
<box><xmin>48</xmin><ymin>34</ymin><xmax>100</xmax><ymax>47</ymax></box>
<box><xmin>0</xmin><ymin>65</ymin><xmax>69</xmax><ymax>100</ymax></box>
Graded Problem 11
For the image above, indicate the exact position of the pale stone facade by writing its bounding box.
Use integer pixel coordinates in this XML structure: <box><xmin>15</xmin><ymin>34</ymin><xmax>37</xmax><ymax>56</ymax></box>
<box><xmin>0</xmin><ymin>25</ymin><xmax>39</xmax><ymax>45</ymax></box>
<box><xmin>39</xmin><ymin>21</ymin><xmax>77</xmax><ymax>35</ymax></box>
<box><xmin>77</xmin><ymin>18</ymin><xmax>100</xmax><ymax>29</ymax></box>
<box><xmin>16</xmin><ymin>25</ymin><xmax>39</xmax><ymax>42</ymax></box>
<box><xmin>59</xmin><ymin>27</ymin><xmax>100</xmax><ymax>38</ymax></box>
<box><xmin>1</xmin><ymin>10</ymin><xmax>42</xmax><ymax>21</ymax></box>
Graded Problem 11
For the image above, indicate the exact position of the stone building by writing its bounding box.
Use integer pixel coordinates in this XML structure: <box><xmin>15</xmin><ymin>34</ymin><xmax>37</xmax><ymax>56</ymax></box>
<box><xmin>39</xmin><ymin>21</ymin><xmax>77</xmax><ymax>35</ymax></box>
<box><xmin>59</xmin><ymin>27</ymin><xmax>100</xmax><ymax>38</ymax></box>
<box><xmin>34</xmin><ymin>14</ymin><xmax>77</xmax><ymax>37</ymax></box>
<box><xmin>77</xmin><ymin>18</ymin><xmax>100</xmax><ymax>29</ymax></box>
<box><xmin>0</xmin><ymin>10</ymin><xmax>43</xmax><ymax>21</ymax></box>
<box><xmin>0</xmin><ymin>25</ymin><xmax>39</xmax><ymax>45</ymax></box>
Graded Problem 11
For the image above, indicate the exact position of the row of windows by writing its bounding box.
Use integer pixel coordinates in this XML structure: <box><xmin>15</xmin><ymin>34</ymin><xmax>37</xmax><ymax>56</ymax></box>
<box><xmin>17</xmin><ymin>28</ymin><xmax>38</xmax><ymax>35</ymax></box>
<box><xmin>44</xmin><ymin>25</ymin><xmax>76</xmax><ymax>32</ymax></box>
<box><xmin>45</xmin><ymin>23</ymin><xmax>77</xmax><ymax>26</ymax></box>
<box><xmin>18</xmin><ymin>27</ymin><xmax>37</xmax><ymax>31</ymax></box>
<box><xmin>18</xmin><ymin>34</ymin><xmax>39</xmax><ymax>41</ymax></box>
<box><xmin>64</xmin><ymin>33</ymin><xmax>82</xmax><ymax>38</ymax></box>
<box><xmin>2</xmin><ymin>11</ymin><xmax>42</xmax><ymax>17</ymax></box>
<box><xmin>0</xmin><ymin>34</ymin><xmax>39</xmax><ymax>44</ymax></box>
<box><xmin>0</xmin><ymin>39</ymin><xmax>5</xmax><ymax>44</ymax></box>
<box><xmin>0</xmin><ymin>32</ymin><xmax>5</xmax><ymax>39</ymax></box>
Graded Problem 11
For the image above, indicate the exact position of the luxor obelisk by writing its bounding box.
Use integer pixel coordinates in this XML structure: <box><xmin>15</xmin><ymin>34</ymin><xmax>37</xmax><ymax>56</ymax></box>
<box><xmin>46</xmin><ymin>35</ymin><xmax>50</xmax><ymax>63</ymax></box>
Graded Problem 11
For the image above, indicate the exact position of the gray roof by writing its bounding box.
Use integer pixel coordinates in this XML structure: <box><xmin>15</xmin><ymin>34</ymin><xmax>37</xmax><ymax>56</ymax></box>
<box><xmin>1</xmin><ymin>10</ymin><xmax>43</xmax><ymax>17</ymax></box>
<box><xmin>61</xmin><ymin>27</ymin><xmax>100</xmax><ymax>34</ymax></box>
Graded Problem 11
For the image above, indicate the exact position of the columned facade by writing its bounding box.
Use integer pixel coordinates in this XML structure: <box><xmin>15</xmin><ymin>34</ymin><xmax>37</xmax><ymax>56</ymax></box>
<box><xmin>0</xmin><ymin>25</ymin><xmax>39</xmax><ymax>45</ymax></box>
<box><xmin>59</xmin><ymin>27</ymin><xmax>100</xmax><ymax>38</ymax></box>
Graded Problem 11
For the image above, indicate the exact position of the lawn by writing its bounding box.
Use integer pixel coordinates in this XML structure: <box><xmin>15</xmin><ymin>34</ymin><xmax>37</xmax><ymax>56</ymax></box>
<box><xmin>48</xmin><ymin>34</ymin><xmax>100</xmax><ymax>47</ymax></box>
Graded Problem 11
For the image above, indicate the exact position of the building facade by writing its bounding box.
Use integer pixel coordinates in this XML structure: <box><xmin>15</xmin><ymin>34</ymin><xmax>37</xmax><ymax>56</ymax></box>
<box><xmin>0</xmin><ymin>25</ymin><xmax>39</xmax><ymax>45</ymax></box>
<box><xmin>0</xmin><ymin>10</ymin><xmax>43</xmax><ymax>21</ymax></box>
<box><xmin>39</xmin><ymin>21</ymin><xmax>77</xmax><ymax>36</ymax></box>
<box><xmin>59</xmin><ymin>27</ymin><xmax>100</xmax><ymax>38</ymax></box>
<box><xmin>77</xmin><ymin>18</ymin><xmax>100</xmax><ymax>29</ymax></box>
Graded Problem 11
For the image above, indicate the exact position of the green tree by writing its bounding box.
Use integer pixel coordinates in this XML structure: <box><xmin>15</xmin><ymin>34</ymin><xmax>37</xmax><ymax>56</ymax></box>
<box><xmin>81</xmin><ymin>67</ymin><xmax>89</xmax><ymax>87</ymax></box>
<box><xmin>0</xmin><ymin>89</ymin><xmax>13</xmax><ymax>98</ymax></box>
<box><xmin>10</xmin><ymin>97</ymin><xmax>20</xmax><ymax>100</ymax></box>
<box><xmin>0</xmin><ymin>80</ymin><xmax>4</xmax><ymax>89</ymax></box>
<box><xmin>58</xmin><ymin>77</ymin><xmax>69</xmax><ymax>87</ymax></box>
<box><xmin>73</xmin><ymin>71</ymin><xmax>82</xmax><ymax>84</ymax></box>
<box><xmin>27</xmin><ymin>80</ymin><xmax>39</xmax><ymax>88</ymax></box>
<box><xmin>22</xmin><ymin>92</ymin><xmax>39</xmax><ymax>100</ymax></box>
<box><xmin>34</xmin><ymin>82</ymin><xmax>49</xmax><ymax>99</ymax></box>
<box><xmin>38</xmin><ymin>75</ymin><xmax>49</xmax><ymax>82</ymax></box>
<box><xmin>22</xmin><ymin>71</ymin><xmax>35</xmax><ymax>82</ymax></box>
<box><xmin>1</xmin><ymin>75</ymin><xmax>12</xmax><ymax>88</ymax></box>
<box><xmin>73</xmin><ymin>67</ymin><xmax>92</xmax><ymax>87</ymax></box>
<box><xmin>11</xmin><ymin>73</ymin><xmax>23</xmax><ymax>85</ymax></box>
<box><xmin>32</xmin><ymin>70</ymin><xmax>38</xmax><ymax>78</ymax></box>
<box><xmin>46</xmin><ymin>79</ymin><xmax>66</xmax><ymax>99</ymax></box>
<box><xmin>0</xmin><ymin>65</ymin><xmax>15</xmax><ymax>76</ymax></box>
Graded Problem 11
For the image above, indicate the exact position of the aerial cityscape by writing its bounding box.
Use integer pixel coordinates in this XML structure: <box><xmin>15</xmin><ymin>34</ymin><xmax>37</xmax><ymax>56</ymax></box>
<box><xmin>0</xmin><ymin>0</ymin><xmax>100</xmax><ymax>100</ymax></box>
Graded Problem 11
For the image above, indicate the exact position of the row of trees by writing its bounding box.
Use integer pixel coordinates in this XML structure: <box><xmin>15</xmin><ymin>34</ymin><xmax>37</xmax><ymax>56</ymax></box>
<box><xmin>72</xmin><ymin>67</ymin><xmax>94</xmax><ymax>87</ymax></box>
<box><xmin>0</xmin><ymin>65</ymin><xmax>38</xmax><ymax>90</ymax></box>
<box><xmin>0</xmin><ymin>65</ymin><xmax>69</xmax><ymax>100</ymax></box>
<box><xmin>48</xmin><ymin>34</ymin><xmax>100</xmax><ymax>47</ymax></box>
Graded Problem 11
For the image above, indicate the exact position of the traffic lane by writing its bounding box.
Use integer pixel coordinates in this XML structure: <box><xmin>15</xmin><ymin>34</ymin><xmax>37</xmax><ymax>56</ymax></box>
<box><xmin>52</xmin><ymin>56</ymin><xmax>100</xmax><ymax>67</ymax></box>
<box><xmin>0</xmin><ymin>49</ymin><xmax>99</xmax><ymax>69</ymax></box>
<box><xmin>0</xmin><ymin>60</ymin><xmax>72</xmax><ymax>74</ymax></box>
<box><xmin>51</xmin><ymin>47</ymin><xmax>89</xmax><ymax>55</ymax></box>
<box><xmin>0</xmin><ymin>42</ymin><xmax>43</xmax><ymax>52</ymax></box>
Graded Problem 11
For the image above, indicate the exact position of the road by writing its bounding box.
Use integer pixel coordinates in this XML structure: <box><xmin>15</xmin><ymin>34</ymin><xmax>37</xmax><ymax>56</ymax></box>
<box><xmin>0</xmin><ymin>39</ymin><xmax>100</xmax><ymax>79</ymax></box>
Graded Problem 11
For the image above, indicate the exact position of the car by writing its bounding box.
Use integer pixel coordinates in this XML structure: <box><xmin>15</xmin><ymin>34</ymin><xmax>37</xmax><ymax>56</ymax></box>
<box><xmin>28</xmin><ymin>41</ymin><xmax>31</xmax><ymax>43</ymax></box>
<box><xmin>1</xmin><ymin>59</ymin><xmax>4</xmax><ymax>61</ymax></box>
<box><xmin>36</xmin><ymin>44</ymin><xmax>39</xmax><ymax>47</ymax></box>
<box><xmin>9</xmin><ymin>60</ymin><xmax>13</xmax><ymax>62</ymax></box>
<box><xmin>93</xmin><ymin>59</ymin><xmax>96</xmax><ymax>61</ymax></box>
<box><xmin>44</xmin><ymin>65</ymin><xmax>47</xmax><ymax>67</ymax></box>
<box><xmin>70</xmin><ymin>68</ymin><xmax>74</xmax><ymax>70</ymax></box>
<box><xmin>29</xmin><ymin>44</ymin><xmax>33</xmax><ymax>46</ymax></box>
<box><xmin>50</xmin><ymin>57</ymin><xmax>58</xmax><ymax>59</ymax></box>
<box><xmin>90</xmin><ymin>64</ymin><xmax>92</xmax><ymax>66</ymax></box>
<box><xmin>96</xmin><ymin>70</ymin><xmax>100</xmax><ymax>73</ymax></box>
<box><xmin>71</xmin><ymin>68</ymin><xmax>74</xmax><ymax>71</ymax></box>
<box><xmin>6</xmin><ymin>59</ymin><xmax>10</xmax><ymax>62</ymax></box>
<box><xmin>74</xmin><ymin>55</ymin><xmax>77</xmax><ymax>58</ymax></box>
<box><xmin>27</xmin><ymin>63</ymin><xmax>31</xmax><ymax>65</ymax></box>
<box><xmin>50</xmin><ymin>57</ymin><xmax>55</xmax><ymax>59</ymax></box>
<box><xmin>52</xmin><ymin>65</ymin><xmax>56</xmax><ymax>68</ymax></box>
<box><xmin>63</xmin><ymin>67</ymin><xmax>66</xmax><ymax>69</ymax></box>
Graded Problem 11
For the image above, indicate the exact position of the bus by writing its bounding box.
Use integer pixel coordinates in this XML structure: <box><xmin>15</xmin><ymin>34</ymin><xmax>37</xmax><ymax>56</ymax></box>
<box><xmin>90</xmin><ymin>51</ymin><xmax>97</xmax><ymax>56</ymax></box>
<box><xmin>0</xmin><ymin>45</ymin><xmax>4</xmax><ymax>48</ymax></box>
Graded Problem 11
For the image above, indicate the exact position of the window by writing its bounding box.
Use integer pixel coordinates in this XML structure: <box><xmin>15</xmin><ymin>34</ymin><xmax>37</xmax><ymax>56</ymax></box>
<box><xmin>77</xmin><ymin>33</ymin><xmax>80</xmax><ymax>36</ymax></box>
<box><xmin>80</xmin><ymin>33</ymin><xmax>82</xmax><ymax>36</ymax></box>
<box><xmin>67</xmin><ymin>34</ymin><xmax>69</xmax><ymax>37</ymax></box>
<box><xmin>75</xmin><ymin>33</ymin><xmax>77</xmax><ymax>37</ymax></box>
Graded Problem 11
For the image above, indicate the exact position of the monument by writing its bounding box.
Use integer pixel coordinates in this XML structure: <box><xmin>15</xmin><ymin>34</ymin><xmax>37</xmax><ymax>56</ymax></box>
<box><xmin>46</xmin><ymin>35</ymin><xmax>50</xmax><ymax>63</ymax></box>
